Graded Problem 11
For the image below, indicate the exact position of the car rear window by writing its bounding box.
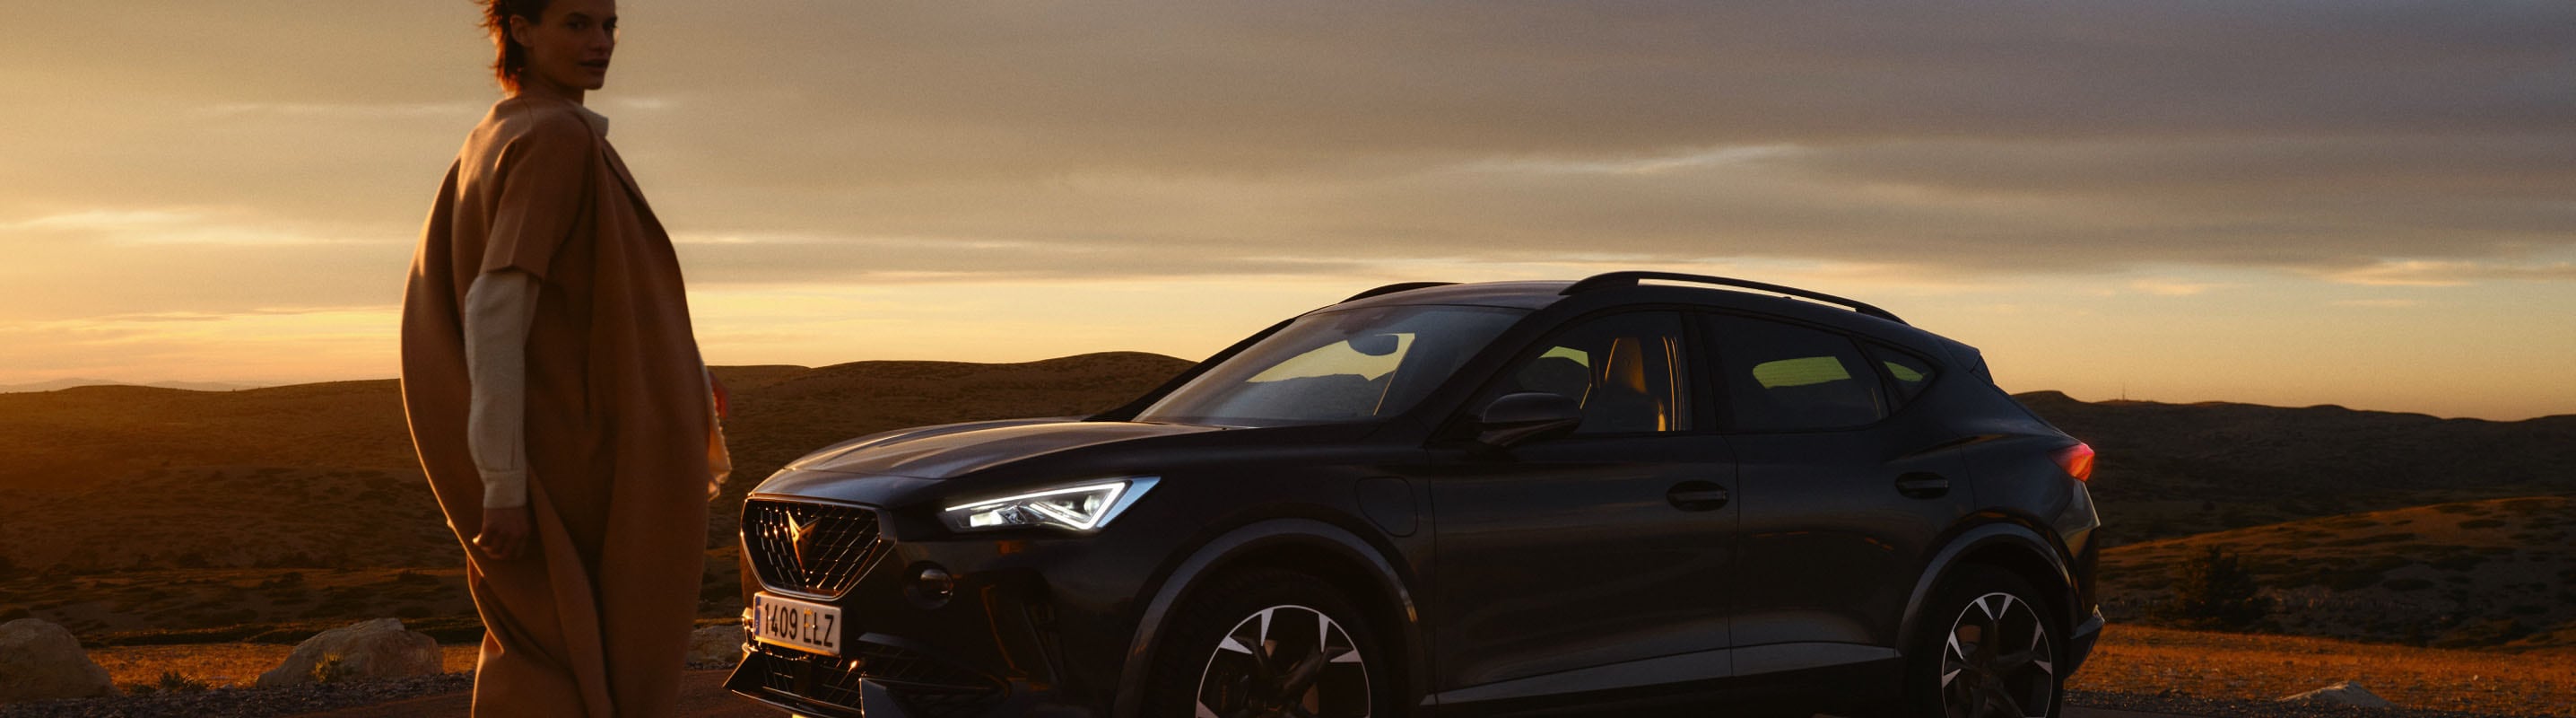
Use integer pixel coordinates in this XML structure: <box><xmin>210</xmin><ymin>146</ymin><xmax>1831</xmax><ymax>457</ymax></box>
<box><xmin>1867</xmin><ymin>342</ymin><xmax>1940</xmax><ymax>407</ymax></box>
<box><xmin>1702</xmin><ymin>314</ymin><xmax>1887</xmax><ymax>432</ymax></box>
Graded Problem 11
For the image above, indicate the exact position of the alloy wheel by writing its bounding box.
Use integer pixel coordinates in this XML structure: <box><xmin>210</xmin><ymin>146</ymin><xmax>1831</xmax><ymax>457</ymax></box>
<box><xmin>1940</xmin><ymin>591</ymin><xmax>2055</xmax><ymax>718</ymax></box>
<box><xmin>1194</xmin><ymin>604</ymin><xmax>1372</xmax><ymax>718</ymax></box>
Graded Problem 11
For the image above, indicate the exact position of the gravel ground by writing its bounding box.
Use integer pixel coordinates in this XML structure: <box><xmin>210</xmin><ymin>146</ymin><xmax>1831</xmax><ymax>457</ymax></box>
<box><xmin>0</xmin><ymin>674</ymin><xmax>474</xmax><ymax>718</ymax></box>
<box><xmin>2070</xmin><ymin>689</ymin><xmax>2568</xmax><ymax>718</ymax></box>
<box><xmin>0</xmin><ymin>662</ymin><xmax>744</xmax><ymax>718</ymax></box>
<box><xmin>6</xmin><ymin>681</ymin><xmax>2559</xmax><ymax>717</ymax></box>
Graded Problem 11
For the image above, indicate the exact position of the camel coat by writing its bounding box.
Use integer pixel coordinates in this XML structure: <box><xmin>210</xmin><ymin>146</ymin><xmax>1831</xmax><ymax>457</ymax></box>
<box><xmin>401</xmin><ymin>95</ymin><xmax>717</xmax><ymax>718</ymax></box>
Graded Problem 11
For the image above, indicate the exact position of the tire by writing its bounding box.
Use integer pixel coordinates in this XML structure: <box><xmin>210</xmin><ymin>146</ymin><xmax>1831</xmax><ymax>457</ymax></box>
<box><xmin>1144</xmin><ymin>569</ymin><xmax>1392</xmax><ymax>718</ymax></box>
<box><xmin>1897</xmin><ymin>565</ymin><xmax>2066</xmax><ymax>718</ymax></box>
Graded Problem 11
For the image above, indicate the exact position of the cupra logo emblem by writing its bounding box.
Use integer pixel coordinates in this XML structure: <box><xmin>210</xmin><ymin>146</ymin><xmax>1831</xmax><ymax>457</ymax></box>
<box><xmin>788</xmin><ymin>513</ymin><xmax>821</xmax><ymax>574</ymax></box>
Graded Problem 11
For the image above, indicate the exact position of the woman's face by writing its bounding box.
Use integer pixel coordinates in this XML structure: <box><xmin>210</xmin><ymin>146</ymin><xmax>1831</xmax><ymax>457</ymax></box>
<box><xmin>511</xmin><ymin>0</ymin><xmax>618</xmax><ymax>95</ymax></box>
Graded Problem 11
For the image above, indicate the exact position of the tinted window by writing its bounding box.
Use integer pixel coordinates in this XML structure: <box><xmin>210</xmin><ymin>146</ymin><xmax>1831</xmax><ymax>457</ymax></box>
<box><xmin>1140</xmin><ymin>305</ymin><xmax>1524</xmax><ymax>427</ymax></box>
<box><xmin>1484</xmin><ymin>311</ymin><xmax>1692</xmax><ymax>434</ymax></box>
<box><xmin>1867</xmin><ymin>342</ymin><xmax>1939</xmax><ymax>406</ymax></box>
<box><xmin>1703</xmin><ymin>314</ymin><xmax>1885</xmax><ymax>431</ymax></box>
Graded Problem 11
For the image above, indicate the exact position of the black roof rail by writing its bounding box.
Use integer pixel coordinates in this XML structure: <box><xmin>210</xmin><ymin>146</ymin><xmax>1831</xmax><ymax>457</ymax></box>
<box><xmin>1342</xmin><ymin>282</ymin><xmax>1456</xmax><ymax>302</ymax></box>
<box><xmin>1561</xmin><ymin>271</ymin><xmax>1906</xmax><ymax>324</ymax></box>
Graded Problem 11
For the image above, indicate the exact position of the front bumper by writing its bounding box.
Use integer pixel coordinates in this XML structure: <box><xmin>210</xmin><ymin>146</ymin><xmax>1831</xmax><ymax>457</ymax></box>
<box><xmin>725</xmin><ymin>638</ymin><xmax>1040</xmax><ymax>718</ymax></box>
<box><xmin>724</xmin><ymin>495</ymin><xmax>1156</xmax><ymax>717</ymax></box>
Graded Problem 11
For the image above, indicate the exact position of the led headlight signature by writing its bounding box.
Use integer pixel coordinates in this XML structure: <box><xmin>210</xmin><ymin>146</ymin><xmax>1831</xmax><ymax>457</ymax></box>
<box><xmin>940</xmin><ymin>477</ymin><xmax>1159</xmax><ymax>532</ymax></box>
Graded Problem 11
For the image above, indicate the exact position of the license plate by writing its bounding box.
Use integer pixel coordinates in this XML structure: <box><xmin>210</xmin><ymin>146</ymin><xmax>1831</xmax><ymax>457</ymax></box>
<box><xmin>751</xmin><ymin>592</ymin><xmax>842</xmax><ymax>656</ymax></box>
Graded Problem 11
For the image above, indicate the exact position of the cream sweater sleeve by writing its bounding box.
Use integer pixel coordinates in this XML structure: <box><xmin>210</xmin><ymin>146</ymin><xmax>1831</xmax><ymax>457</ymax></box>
<box><xmin>704</xmin><ymin>363</ymin><xmax>733</xmax><ymax>499</ymax></box>
<box><xmin>465</xmin><ymin>269</ymin><xmax>542</xmax><ymax>509</ymax></box>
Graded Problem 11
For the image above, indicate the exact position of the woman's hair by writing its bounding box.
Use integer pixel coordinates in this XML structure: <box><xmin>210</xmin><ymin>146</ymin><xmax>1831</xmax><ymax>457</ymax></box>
<box><xmin>480</xmin><ymin>0</ymin><xmax>554</xmax><ymax>93</ymax></box>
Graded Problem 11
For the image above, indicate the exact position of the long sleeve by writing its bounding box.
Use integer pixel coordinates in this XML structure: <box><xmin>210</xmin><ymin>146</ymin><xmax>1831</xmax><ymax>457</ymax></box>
<box><xmin>466</xmin><ymin>269</ymin><xmax>542</xmax><ymax>509</ymax></box>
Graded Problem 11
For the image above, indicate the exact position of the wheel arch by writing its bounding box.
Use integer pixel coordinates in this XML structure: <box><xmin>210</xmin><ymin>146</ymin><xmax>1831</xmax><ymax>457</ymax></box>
<box><xmin>1110</xmin><ymin>517</ymin><xmax>1427</xmax><ymax>718</ymax></box>
<box><xmin>1896</xmin><ymin>517</ymin><xmax>2079</xmax><ymax>655</ymax></box>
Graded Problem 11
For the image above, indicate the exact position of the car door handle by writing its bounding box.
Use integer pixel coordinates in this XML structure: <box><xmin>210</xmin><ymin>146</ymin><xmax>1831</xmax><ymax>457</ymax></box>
<box><xmin>1894</xmin><ymin>473</ymin><xmax>1950</xmax><ymax>499</ymax></box>
<box><xmin>1667</xmin><ymin>482</ymin><xmax>1729</xmax><ymax>512</ymax></box>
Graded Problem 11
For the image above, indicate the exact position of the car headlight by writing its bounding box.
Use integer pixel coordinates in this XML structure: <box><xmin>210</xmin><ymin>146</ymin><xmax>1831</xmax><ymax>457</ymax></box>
<box><xmin>939</xmin><ymin>477</ymin><xmax>1159</xmax><ymax>533</ymax></box>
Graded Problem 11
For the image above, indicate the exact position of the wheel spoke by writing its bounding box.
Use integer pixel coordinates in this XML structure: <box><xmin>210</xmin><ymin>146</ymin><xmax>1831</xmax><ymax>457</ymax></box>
<box><xmin>1278</xmin><ymin>649</ymin><xmax>1330</xmax><ymax>698</ymax></box>
<box><xmin>1990</xmin><ymin>686</ymin><xmax>2029</xmax><ymax>718</ymax></box>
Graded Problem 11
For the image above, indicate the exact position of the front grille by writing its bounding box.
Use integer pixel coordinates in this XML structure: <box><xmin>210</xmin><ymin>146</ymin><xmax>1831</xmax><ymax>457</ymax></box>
<box><xmin>751</xmin><ymin>644</ymin><xmax>1001</xmax><ymax>718</ymax></box>
<box><xmin>743</xmin><ymin>499</ymin><xmax>891</xmax><ymax>599</ymax></box>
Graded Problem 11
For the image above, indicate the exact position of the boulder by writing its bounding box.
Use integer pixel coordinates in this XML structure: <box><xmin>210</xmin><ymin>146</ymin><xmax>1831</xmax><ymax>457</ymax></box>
<box><xmin>0</xmin><ymin>618</ymin><xmax>117</xmax><ymax>703</ymax></box>
<box><xmin>256</xmin><ymin>618</ymin><xmax>442</xmax><ymax>687</ymax></box>
<box><xmin>2279</xmin><ymin>680</ymin><xmax>2396</xmax><ymax>708</ymax></box>
<box><xmin>687</xmin><ymin>624</ymin><xmax>746</xmax><ymax>665</ymax></box>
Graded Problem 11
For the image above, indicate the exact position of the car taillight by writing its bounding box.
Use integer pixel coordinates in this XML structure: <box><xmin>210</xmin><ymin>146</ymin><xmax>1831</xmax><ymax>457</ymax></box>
<box><xmin>2053</xmin><ymin>442</ymin><xmax>2095</xmax><ymax>482</ymax></box>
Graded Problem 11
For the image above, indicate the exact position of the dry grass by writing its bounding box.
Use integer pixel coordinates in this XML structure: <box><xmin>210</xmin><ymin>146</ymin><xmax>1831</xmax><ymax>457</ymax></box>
<box><xmin>2071</xmin><ymin>624</ymin><xmax>2576</xmax><ymax>714</ymax></box>
<box><xmin>88</xmin><ymin>644</ymin><xmax>479</xmax><ymax>689</ymax></box>
<box><xmin>2101</xmin><ymin>496</ymin><xmax>2576</xmax><ymax>650</ymax></box>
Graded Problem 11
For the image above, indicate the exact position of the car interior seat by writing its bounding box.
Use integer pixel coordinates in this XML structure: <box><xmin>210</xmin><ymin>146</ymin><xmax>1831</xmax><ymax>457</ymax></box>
<box><xmin>1586</xmin><ymin>337</ymin><xmax>1668</xmax><ymax>432</ymax></box>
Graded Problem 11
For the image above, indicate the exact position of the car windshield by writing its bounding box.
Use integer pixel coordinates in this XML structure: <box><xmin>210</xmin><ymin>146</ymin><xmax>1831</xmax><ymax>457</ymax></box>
<box><xmin>1137</xmin><ymin>305</ymin><xmax>1527</xmax><ymax>428</ymax></box>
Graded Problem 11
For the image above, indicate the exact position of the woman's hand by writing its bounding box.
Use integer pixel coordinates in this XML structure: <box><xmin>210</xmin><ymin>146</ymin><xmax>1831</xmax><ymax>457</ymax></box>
<box><xmin>475</xmin><ymin>505</ymin><xmax>533</xmax><ymax>561</ymax></box>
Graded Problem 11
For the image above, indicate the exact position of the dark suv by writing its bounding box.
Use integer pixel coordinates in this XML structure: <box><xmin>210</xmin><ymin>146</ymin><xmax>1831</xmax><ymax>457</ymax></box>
<box><xmin>726</xmin><ymin>272</ymin><xmax>2102</xmax><ymax>718</ymax></box>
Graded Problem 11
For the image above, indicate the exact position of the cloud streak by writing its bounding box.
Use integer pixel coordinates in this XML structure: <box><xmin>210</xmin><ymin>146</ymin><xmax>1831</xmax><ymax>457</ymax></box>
<box><xmin>2</xmin><ymin>1</ymin><xmax>2572</xmax><ymax>417</ymax></box>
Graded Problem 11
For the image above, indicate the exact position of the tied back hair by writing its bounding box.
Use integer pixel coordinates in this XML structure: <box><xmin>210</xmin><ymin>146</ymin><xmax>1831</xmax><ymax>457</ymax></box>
<box><xmin>480</xmin><ymin>0</ymin><xmax>554</xmax><ymax>93</ymax></box>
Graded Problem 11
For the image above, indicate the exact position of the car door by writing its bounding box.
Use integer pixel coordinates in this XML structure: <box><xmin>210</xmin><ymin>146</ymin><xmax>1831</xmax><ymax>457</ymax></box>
<box><xmin>1700</xmin><ymin>312</ymin><xmax>1977</xmax><ymax>671</ymax></box>
<box><xmin>1416</xmin><ymin>311</ymin><xmax>1742</xmax><ymax>710</ymax></box>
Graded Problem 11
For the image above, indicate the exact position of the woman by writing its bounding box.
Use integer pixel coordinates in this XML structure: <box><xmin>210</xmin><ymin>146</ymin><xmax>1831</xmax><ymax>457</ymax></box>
<box><xmin>399</xmin><ymin>0</ymin><xmax>730</xmax><ymax>715</ymax></box>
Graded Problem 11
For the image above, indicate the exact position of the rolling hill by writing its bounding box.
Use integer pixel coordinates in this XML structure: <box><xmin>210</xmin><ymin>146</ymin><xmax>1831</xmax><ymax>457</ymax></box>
<box><xmin>2015</xmin><ymin>391</ymin><xmax>2576</xmax><ymax>545</ymax></box>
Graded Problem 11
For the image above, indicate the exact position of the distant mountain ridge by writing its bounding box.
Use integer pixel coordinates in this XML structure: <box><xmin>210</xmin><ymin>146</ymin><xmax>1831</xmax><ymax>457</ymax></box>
<box><xmin>0</xmin><ymin>378</ymin><xmax>269</xmax><ymax>393</ymax></box>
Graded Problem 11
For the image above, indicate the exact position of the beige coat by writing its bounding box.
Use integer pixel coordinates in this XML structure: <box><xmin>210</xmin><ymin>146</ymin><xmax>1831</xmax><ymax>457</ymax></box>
<box><xmin>401</xmin><ymin>94</ymin><xmax>717</xmax><ymax>718</ymax></box>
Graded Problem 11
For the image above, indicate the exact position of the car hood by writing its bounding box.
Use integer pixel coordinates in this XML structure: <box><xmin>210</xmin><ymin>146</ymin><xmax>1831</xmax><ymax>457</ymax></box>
<box><xmin>782</xmin><ymin>417</ymin><xmax>1225</xmax><ymax>479</ymax></box>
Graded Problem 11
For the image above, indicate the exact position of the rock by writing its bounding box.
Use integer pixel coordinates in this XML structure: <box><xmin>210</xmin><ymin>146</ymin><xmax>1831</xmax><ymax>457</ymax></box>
<box><xmin>687</xmin><ymin>624</ymin><xmax>746</xmax><ymax>665</ymax></box>
<box><xmin>257</xmin><ymin>618</ymin><xmax>442</xmax><ymax>687</ymax></box>
<box><xmin>2280</xmin><ymin>680</ymin><xmax>2397</xmax><ymax>708</ymax></box>
<box><xmin>0</xmin><ymin>618</ymin><xmax>117</xmax><ymax>702</ymax></box>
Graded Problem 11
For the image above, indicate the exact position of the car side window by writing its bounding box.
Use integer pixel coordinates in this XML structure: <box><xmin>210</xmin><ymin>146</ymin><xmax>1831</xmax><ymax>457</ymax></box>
<box><xmin>1702</xmin><ymin>314</ymin><xmax>1885</xmax><ymax>432</ymax></box>
<box><xmin>1484</xmin><ymin>311</ymin><xmax>1692</xmax><ymax>434</ymax></box>
<box><xmin>1867</xmin><ymin>342</ymin><xmax>1939</xmax><ymax>407</ymax></box>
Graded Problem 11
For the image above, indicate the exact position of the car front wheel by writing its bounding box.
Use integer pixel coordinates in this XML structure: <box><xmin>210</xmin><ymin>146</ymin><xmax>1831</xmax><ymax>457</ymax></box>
<box><xmin>1147</xmin><ymin>569</ymin><xmax>1388</xmax><ymax>718</ymax></box>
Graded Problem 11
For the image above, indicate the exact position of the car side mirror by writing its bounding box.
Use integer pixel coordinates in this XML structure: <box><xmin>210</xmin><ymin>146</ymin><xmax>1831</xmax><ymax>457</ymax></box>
<box><xmin>1475</xmin><ymin>392</ymin><xmax>1582</xmax><ymax>447</ymax></box>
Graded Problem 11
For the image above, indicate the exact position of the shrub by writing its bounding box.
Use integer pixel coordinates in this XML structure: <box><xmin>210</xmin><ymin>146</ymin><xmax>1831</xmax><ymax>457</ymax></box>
<box><xmin>2150</xmin><ymin>546</ymin><xmax>2273</xmax><ymax>630</ymax></box>
<box><xmin>155</xmin><ymin>671</ymin><xmax>210</xmax><ymax>693</ymax></box>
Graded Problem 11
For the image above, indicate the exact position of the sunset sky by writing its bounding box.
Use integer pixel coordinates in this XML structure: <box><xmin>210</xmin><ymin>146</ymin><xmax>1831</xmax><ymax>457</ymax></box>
<box><xmin>3</xmin><ymin>2</ymin><xmax>2571</xmax><ymax>419</ymax></box>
